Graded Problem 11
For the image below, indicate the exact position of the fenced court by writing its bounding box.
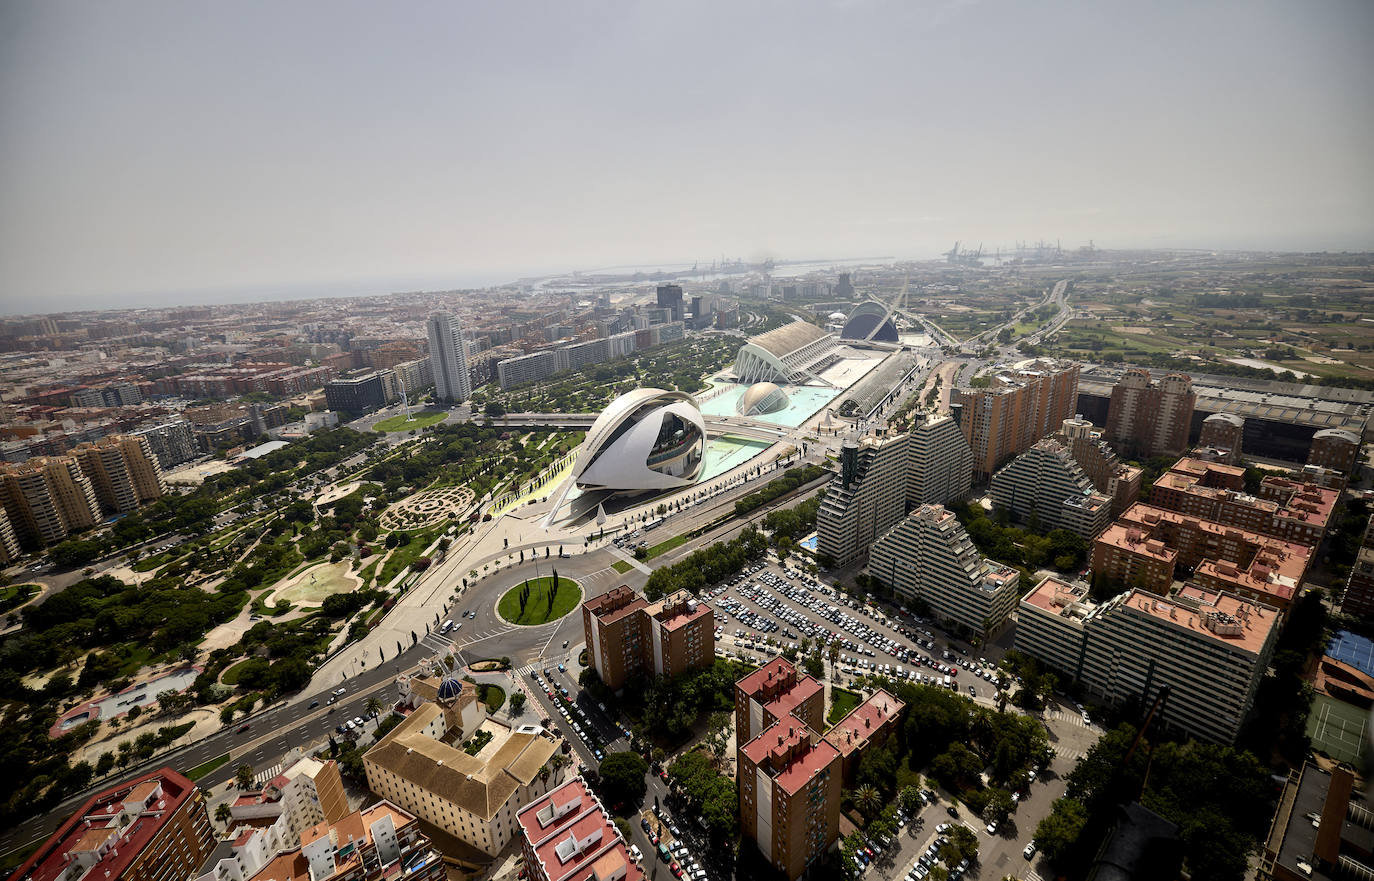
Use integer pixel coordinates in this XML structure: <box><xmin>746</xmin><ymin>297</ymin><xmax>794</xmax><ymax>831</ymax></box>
<box><xmin>1308</xmin><ymin>694</ymin><xmax>1370</xmax><ymax>766</ymax></box>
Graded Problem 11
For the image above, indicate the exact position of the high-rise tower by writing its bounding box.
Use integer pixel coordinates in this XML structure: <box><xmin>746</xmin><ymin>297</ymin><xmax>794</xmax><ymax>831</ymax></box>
<box><xmin>426</xmin><ymin>312</ymin><xmax>471</xmax><ymax>403</ymax></box>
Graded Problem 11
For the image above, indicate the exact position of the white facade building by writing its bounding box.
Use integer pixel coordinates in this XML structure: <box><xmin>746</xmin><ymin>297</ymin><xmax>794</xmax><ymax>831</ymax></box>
<box><xmin>869</xmin><ymin>504</ymin><xmax>1021</xmax><ymax>636</ymax></box>
<box><xmin>426</xmin><ymin>312</ymin><xmax>471</xmax><ymax>403</ymax></box>
<box><xmin>1016</xmin><ymin>577</ymin><xmax>1280</xmax><ymax>744</ymax></box>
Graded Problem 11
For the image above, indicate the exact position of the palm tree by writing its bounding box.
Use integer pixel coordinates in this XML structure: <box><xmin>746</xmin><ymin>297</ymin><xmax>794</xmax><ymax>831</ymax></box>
<box><xmin>365</xmin><ymin>697</ymin><xmax>383</xmax><ymax>718</ymax></box>
<box><xmin>853</xmin><ymin>783</ymin><xmax>884</xmax><ymax>820</ymax></box>
<box><xmin>550</xmin><ymin>753</ymin><xmax>572</xmax><ymax>781</ymax></box>
<box><xmin>214</xmin><ymin>803</ymin><xmax>233</xmax><ymax>826</ymax></box>
<box><xmin>235</xmin><ymin>763</ymin><xmax>255</xmax><ymax>790</ymax></box>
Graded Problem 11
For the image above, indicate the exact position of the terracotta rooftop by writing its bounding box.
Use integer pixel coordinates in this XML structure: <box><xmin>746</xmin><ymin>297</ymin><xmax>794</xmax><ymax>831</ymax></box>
<box><xmin>10</xmin><ymin>769</ymin><xmax>194</xmax><ymax>881</ymax></box>
<box><xmin>516</xmin><ymin>779</ymin><xmax>642</xmax><ymax>881</ymax></box>
<box><xmin>646</xmin><ymin>590</ymin><xmax>712</xmax><ymax>632</ymax></box>
<box><xmin>364</xmin><ymin>704</ymin><xmax>558</xmax><ymax>820</ymax></box>
<box><xmin>740</xmin><ymin>722</ymin><xmax>841</xmax><ymax>796</ymax></box>
<box><xmin>1020</xmin><ymin>575</ymin><xmax>1093</xmax><ymax>617</ymax></box>
<box><xmin>583</xmin><ymin>586</ymin><xmax>648</xmax><ymax>627</ymax></box>
<box><xmin>1096</xmin><ymin>523</ymin><xmax>1178</xmax><ymax>562</ymax></box>
<box><xmin>1120</xmin><ymin>586</ymin><xmax>1277</xmax><ymax>656</ymax></box>
<box><xmin>823</xmin><ymin>690</ymin><xmax>905</xmax><ymax>758</ymax></box>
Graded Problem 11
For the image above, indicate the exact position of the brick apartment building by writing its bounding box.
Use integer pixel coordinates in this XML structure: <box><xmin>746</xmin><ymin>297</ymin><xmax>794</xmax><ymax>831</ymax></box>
<box><xmin>581</xmin><ymin>586</ymin><xmax>715</xmax><ymax>690</ymax></box>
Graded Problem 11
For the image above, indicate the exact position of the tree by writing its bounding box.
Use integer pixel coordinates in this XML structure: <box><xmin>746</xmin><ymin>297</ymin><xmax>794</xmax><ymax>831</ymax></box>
<box><xmin>509</xmin><ymin>692</ymin><xmax>527</xmax><ymax>715</ymax></box>
<box><xmin>898</xmin><ymin>785</ymin><xmax>924</xmax><ymax>817</ymax></box>
<box><xmin>236</xmin><ymin>763</ymin><xmax>255</xmax><ymax>790</ymax></box>
<box><xmin>598</xmin><ymin>751</ymin><xmax>648</xmax><ymax>808</ymax></box>
<box><xmin>1034</xmin><ymin>797</ymin><xmax>1088</xmax><ymax>863</ymax></box>
<box><xmin>981</xmin><ymin>788</ymin><xmax>1015</xmax><ymax>825</ymax></box>
<box><xmin>853</xmin><ymin>783</ymin><xmax>884</xmax><ymax>820</ymax></box>
<box><xmin>215</xmin><ymin>803</ymin><xmax>233</xmax><ymax>825</ymax></box>
<box><xmin>365</xmin><ymin>697</ymin><xmax>383</xmax><ymax>717</ymax></box>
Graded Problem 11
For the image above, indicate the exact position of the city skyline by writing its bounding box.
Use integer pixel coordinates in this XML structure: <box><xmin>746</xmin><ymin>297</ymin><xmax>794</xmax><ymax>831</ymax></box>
<box><xmin>3</xmin><ymin>0</ymin><xmax>1372</xmax><ymax>313</ymax></box>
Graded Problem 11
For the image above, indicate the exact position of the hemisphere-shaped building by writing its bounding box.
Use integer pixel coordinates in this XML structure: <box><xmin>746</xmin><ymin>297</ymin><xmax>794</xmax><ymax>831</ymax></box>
<box><xmin>841</xmin><ymin>301</ymin><xmax>899</xmax><ymax>342</ymax></box>
<box><xmin>573</xmin><ymin>389</ymin><xmax>706</xmax><ymax>492</ymax></box>
<box><xmin>738</xmin><ymin>382</ymin><xmax>790</xmax><ymax>417</ymax></box>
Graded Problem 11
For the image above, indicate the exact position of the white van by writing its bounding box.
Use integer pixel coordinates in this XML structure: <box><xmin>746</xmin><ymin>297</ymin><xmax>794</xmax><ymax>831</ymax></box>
<box><xmin>441</xmin><ymin>620</ymin><xmax>454</xmax><ymax>633</ymax></box>
<box><xmin>943</xmin><ymin>675</ymin><xmax>952</xmax><ymax>688</ymax></box>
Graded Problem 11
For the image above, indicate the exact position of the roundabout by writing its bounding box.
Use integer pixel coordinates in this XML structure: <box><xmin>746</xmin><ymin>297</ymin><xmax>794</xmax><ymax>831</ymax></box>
<box><xmin>496</xmin><ymin>576</ymin><xmax>582</xmax><ymax>626</ymax></box>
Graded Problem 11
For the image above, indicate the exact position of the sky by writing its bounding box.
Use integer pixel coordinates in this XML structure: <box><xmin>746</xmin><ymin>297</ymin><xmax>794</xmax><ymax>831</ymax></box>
<box><xmin>1</xmin><ymin>0</ymin><xmax>1372</xmax><ymax>313</ymax></box>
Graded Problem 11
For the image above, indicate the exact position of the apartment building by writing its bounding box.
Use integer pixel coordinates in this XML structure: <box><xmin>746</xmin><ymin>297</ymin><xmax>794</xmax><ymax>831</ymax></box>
<box><xmin>0</xmin><ymin>455</ymin><xmax>100</xmax><ymax>548</ymax></box>
<box><xmin>581</xmin><ymin>586</ymin><xmax>715</xmax><ymax>690</ymax></box>
<box><xmin>1105</xmin><ymin>369</ymin><xmax>1196</xmax><ymax>458</ymax></box>
<box><xmin>324</xmin><ymin>370</ymin><xmax>400</xmax><ymax>415</ymax></box>
<box><xmin>822</xmin><ymin>690</ymin><xmax>904</xmax><ymax>785</ymax></box>
<box><xmin>953</xmin><ymin>359</ymin><xmax>1080</xmax><ymax>480</ymax></box>
<box><xmin>1056</xmin><ymin>416</ymin><xmax>1142</xmax><ymax>518</ymax></box>
<box><xmin>735</xmin><ymin>657</ymin><xmax>826</xmax><ymax>746</ymax></box>
<box><xmin>906</xmin><ymin>413</ymin><xmax>974</xmax><ymax>509</ymax></box>
<box><xmin>426</xmin><ymin>312</ymin><xmax>472</xmax><ymax>403</ymax></box>
<box><xmin>1092</xmin><ymin>503</ymin><xmax>1310</xmax><ymax>611</ymax></box>
<box><xmin>1341</xmin><ymin>515</ymin><xmax>1374</xmax><ymax>620</ymax></box>
<box><xmin>817</xmin><ymin>434</ymin><xmax>910</xmax><ymax>566</ymax></box>
<box><xmin>227</xmin><ymin>756</ymin><xmax>350</xmax><ymax>847</ymax></box>
<box><xmin>202</xmin><ymin>801</ymin><xmax>444</xmax><ymax>881</ymax></box>
<box><xmin>10</xmin><ymin>769</ymin><xmax>215</xmax><ymax>881</ymax></box>
<box><xmin>1260</xmin><ymin>764</ymin><xmax>1373</xmax><ymax>881</ymax></box>
<box><xmin>869</xmin><ymin>504</ymin><xmax>1022</xmax><ymax>637</ymax></box>
<box><xmin>1307</xmin><ymin>428</ymin><xmax>1361</xmax><ymax>474</ymax></box>
<box><xmin>73</xmin><ymin>435</ymin><xmax>165</xmax><ymax>514</ymax></box>
<box><xmin>132</xmin><ymin>419</ymin><xmax>199</xmax><ymax>469</ymax></box>
<box><xmin>735</xmin><ymin>659</ymin><xmax>839</xmax><ymax>881</ymax></box>
<box><xmin>1148</xmin><ymin>458</ymin><xmax>1337</xmax><ymax>547</ymax></box>
<box><xmin>0</xmin><ymin>507</ymin><xmax>17</xmax><ymax>564</ymax></box>
<box><xmin>516</xmin><ymin>778</ymin><xmax>642</xmax><ymax>881</ymax></box>
<box><xmin>989</xmin><ymin>438</ymin><xmax>1113</xmax><ymax>539</ymax></box>
<box><xmin>363</xmin><ymin>699</ymin><xmax>558</xmax><ymax>857</ymax></box>
<box><xmin>497</xmin><ymin>350</ymin><xmax>559</xmax><ymax>390</ymax></box>
<box><xmin>390</xmin><ymin>358</ymin><xmax>434</xmax><ymax>397</ymax></box>
<box><xmin>1198</xmin><ymin>412</ymin><xmax>1245</xmax><ymax>464</ymax></box>
<box><xmin>1016</xmin><ymin>577</ymin><xmax>1279</xmax><ymax>744</ymax></box>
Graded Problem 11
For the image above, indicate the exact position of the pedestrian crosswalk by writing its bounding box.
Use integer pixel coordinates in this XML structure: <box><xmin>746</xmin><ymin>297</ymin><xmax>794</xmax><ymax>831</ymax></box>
<box><xmin>1025</xmin><ymin>869</ymin><xmax>1046</xmax><ymax>881</ymax></box>
<box><xmin>254</xmin><ymin>761</ymin><xmax>283</xmax><ymax>787</ymax></box>
<box><xmin>1051</xmin><ymin>744</ymin><xmax>1086</xmax><ymax>763</ymax></box>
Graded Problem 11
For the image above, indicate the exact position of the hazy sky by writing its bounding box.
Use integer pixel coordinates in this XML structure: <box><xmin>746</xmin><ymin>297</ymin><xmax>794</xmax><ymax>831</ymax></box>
<box><xmin>2</xmin><ymin>0</ymin><xmax>1372</xmax><ymax>313</ymax></box>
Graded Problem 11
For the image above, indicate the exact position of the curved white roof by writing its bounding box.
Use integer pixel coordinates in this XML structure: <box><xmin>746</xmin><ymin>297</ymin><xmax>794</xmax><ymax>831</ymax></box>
<box><xmin>573</xmin><ymin>388</ymin><xmax>706</xmax><ymax>492</ymax></box>
<box><xmin>748</xmin><ymin>320</ymin><xmax>831</xmax><ymax>359</ymax></box>
<box><xmin>738</xmin><ymin>382</ymin><xmax>789</xmax><ymax>416</ymax></box>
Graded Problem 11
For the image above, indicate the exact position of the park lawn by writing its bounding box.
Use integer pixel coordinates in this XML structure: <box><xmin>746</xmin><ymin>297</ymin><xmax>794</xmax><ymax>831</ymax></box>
<box><xmin>376</xmin><ymin>527</ymin><xmax>441</xmax><ymax>586</ymax></box>
<box><xmin>645</xmin><ymin>534</ymin><xmax>690</xmax><ymax>560</ymax></box>
<box><xmin>0</xmin><ymin>583</ymin><xmax>39</xmax><ymax>611</ymax></box>
<box><xmin>827</xmin><ymin>687</ymin><xmax>862</xmax><ymax>726</ymax></box>
<box><xmin>373</xmin><ymin>411</ymin><xmax>448</xmax><ymax>433</ymax></box>
<box><xmin>221</xmin><ymin>657</ymin><xmax>256</xmax><ymax>686</ymax></box>
<box><xmin>477</xmin><ymin>683</ymin><xmax>506</xmax><ymax>712</ymax></box>
<box><xmin>498</xmin><ymin>577</ymin><xmax>582</xmax><ymax>625</ymax></box>
<box><xmin>611</xmin><ymin>560</ymin><xmax>634</xmax><ymax>574</ymax></box>
<box><xmin>186</xmin><ymin>752</ymin><xmax>231</xmax><ymax>781</ymax></box>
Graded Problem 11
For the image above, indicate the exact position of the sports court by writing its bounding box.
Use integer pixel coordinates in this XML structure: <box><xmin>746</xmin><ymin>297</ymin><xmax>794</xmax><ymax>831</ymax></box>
<box><xmin>1307</xmin><ymin>694</ymin><xmax>1370</xmax><ymax>765</ymax></box>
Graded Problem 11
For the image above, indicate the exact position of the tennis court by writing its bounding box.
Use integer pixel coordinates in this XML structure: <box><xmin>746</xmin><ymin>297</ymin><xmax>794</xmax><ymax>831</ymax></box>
<box><xmin>1307</xmin><ymin>694</ymin><xmax>1370</xmax><ymax>765</ymax></box>
<box><xmin>1328</xmin><ymin>631</ymin><xmax>1374</xmax><ymax>677</ymax></box>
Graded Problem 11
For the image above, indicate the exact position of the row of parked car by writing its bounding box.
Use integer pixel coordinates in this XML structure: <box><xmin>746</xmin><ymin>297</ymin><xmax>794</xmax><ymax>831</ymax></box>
<box><xmin>531</xmin><ymin>667</ymin><xmax>608</xmax><ymax>761</ymax></box>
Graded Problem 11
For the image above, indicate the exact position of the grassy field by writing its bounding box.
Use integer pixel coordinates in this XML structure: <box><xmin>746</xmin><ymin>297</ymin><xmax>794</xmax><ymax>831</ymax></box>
<box><xmin>376</xmin><ymin>527</ymin><xmax>441</xmax><ymax>586</ymax></box>
<box><xmin>373</xmin><ymin>411</ymin><xmax>448</xmax><ymax>433</ymax></box>
<box><xmin>186</xmin><ymin>752</ymin><xmax>232</xmax><ymax>780</ymax></box>
<box><xmin>827</xmin><ymin>687</ymin><xmax>862</xmax><ymax>725</ymax></box>
<box><xmin>477</xmin><ymin>683</ymin><xmax>507</xmax><ymax>712</ymax></box>
<box><xmin>611</xmin><ymin>560</ymin><xmax>634</xmax><ymax>574</ymax></box>
<box><xmin>498</xmin><ymin>577</ymin><xmax>582</xmax><ymax>625</ymax></box>
<box><xmin>272</xmin><ymin>560</ymin><xmax>360</xmax><ymax>605</ymax></box>
<box><xmin>0</xmin><ymin>583</ymin><xmax>39</xmax><ymax>613</ymax></box>
<box><xmin>221</xmin><ymin>658</ymin><xmax>256</xmax><ymax>685</ymax></box>
<box><xmin>645</xmin><ymin>534</ymin><xmax>690</xmax><ymax>560</ymax></box>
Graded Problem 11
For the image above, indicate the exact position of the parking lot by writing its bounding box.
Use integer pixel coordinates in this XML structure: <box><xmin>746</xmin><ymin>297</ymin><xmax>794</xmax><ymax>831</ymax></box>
<box><xmin>696</xmin><ymin>556</ymin><xmax>1100</xmax><ymax>880</ymax></box>
<box><xmin>705</xmin><ymin>559</ymin><xmax>1006</xmax><ymax>702</ymax></box>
